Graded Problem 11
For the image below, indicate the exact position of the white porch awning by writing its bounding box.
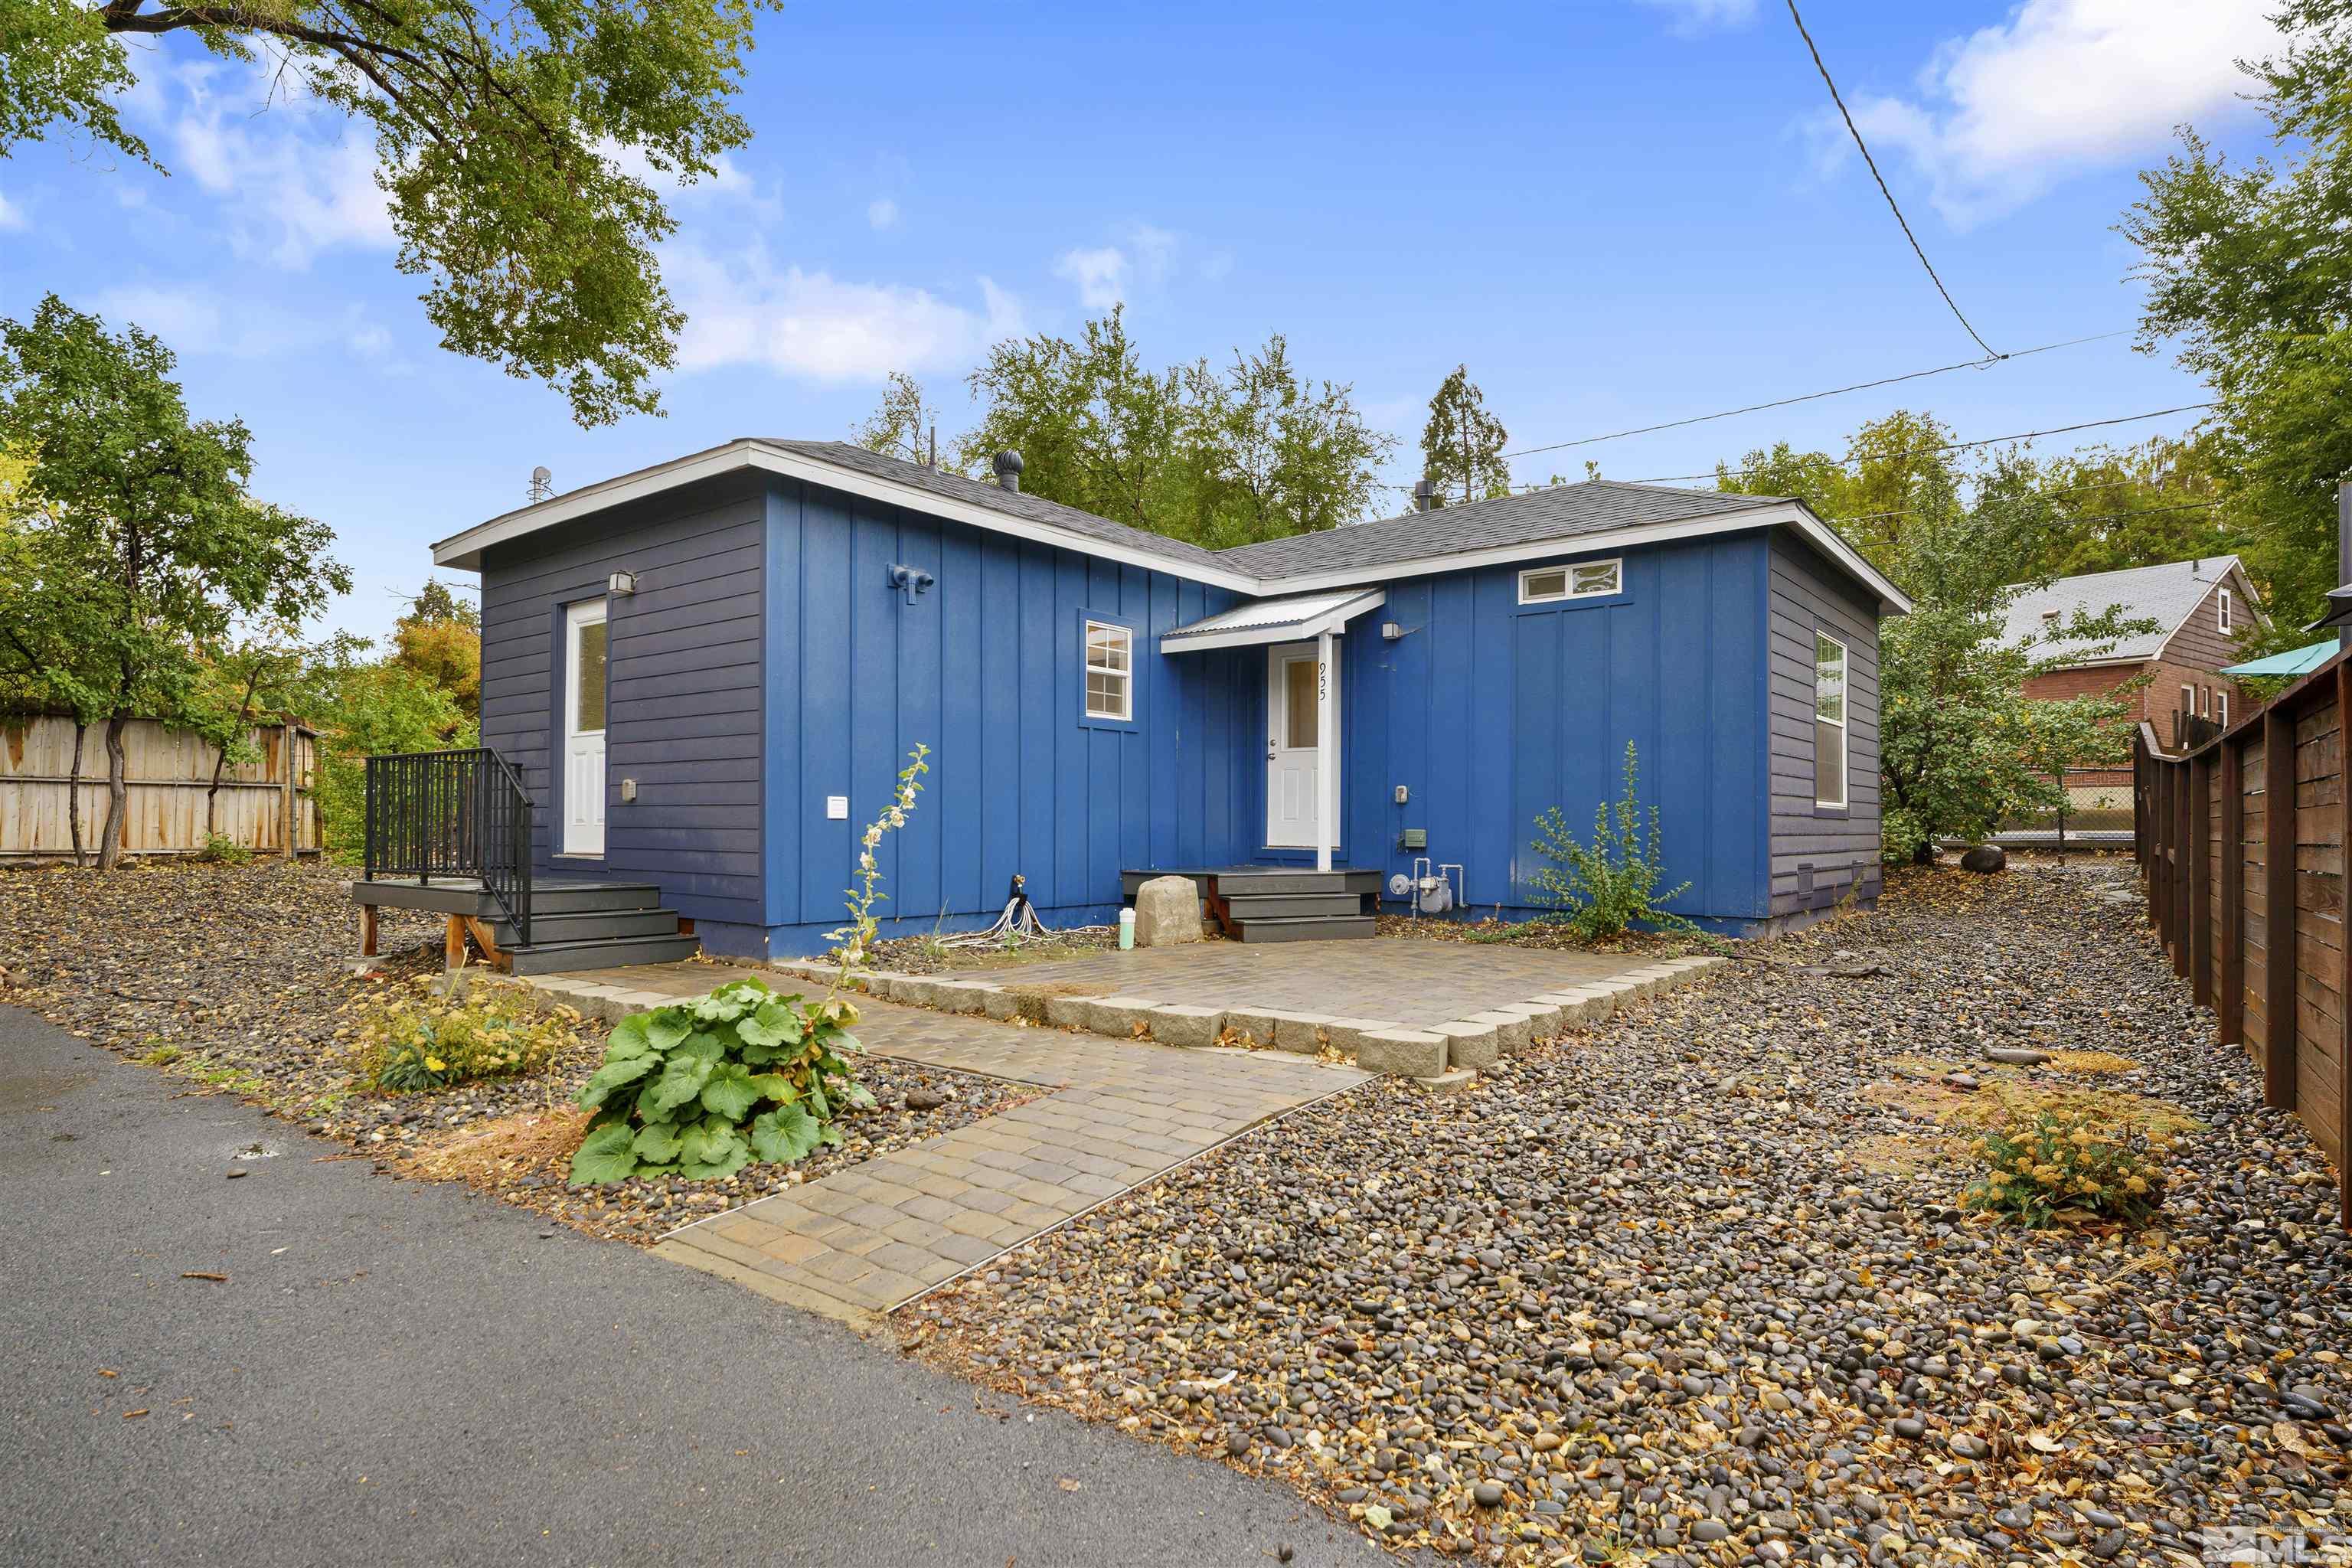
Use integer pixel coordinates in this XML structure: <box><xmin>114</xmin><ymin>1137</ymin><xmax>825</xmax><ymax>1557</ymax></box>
<box><xmin>1158</xmin><ymin>586</ymin><xmax>1386</xmax><ymax>654</ymax></box>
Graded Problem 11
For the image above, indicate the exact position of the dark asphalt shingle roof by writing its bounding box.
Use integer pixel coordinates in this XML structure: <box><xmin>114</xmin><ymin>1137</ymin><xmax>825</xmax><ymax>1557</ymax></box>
<box><xmin>767</xmin><ymin>443</ymin><xmax>1790</xmax><ymax>585</ymax></box>
<box><xmin>764</xmin><ymin>440</ymin><xmax>1232</xmax><ymax>574</ymax></box>
<box><xmin>1210</xmin><ymin>481</ymin><xmax>1790</xmax><ymax>577</ymax></box>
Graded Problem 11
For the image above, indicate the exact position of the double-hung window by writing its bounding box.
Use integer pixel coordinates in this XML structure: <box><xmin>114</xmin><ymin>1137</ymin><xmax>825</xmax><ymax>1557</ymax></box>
<box><xmin>1083</xmin><ymin>619</ymin><xmax>1132</xmax><ymax>721</ymax></box>
<box><xmin>1814</xmin><ymin>632</ymin><xmax>1848</xmax><ymax>808</ymax></box>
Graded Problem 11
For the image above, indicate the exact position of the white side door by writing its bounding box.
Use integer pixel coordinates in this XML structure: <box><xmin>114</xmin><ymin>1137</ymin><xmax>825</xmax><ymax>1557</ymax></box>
<box><xmin>1265</xmin><ymin>642</ymin><xmax>1323</xmax><ymax>848</ymax></box>
<box><xmin>563</xmin><ymin>599</ymin><xmax>608</xmax><ymax>856</ymax></box>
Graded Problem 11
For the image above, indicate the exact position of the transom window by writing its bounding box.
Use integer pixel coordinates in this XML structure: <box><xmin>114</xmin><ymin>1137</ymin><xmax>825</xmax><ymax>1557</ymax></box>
<box><xmin>1083</xmin><ymin>619</ymin><xmax>1132</xmax><ymax>720</ymax></box>
<box><xmin>1814</xmin><ymin>632</ymin><xmax>1847</xmax><ymax>809</ymax></box>
<box><xmin>1518</xmin><ymin>558</ymin><xmax>1622</xmax><ymax>605</ymax></box>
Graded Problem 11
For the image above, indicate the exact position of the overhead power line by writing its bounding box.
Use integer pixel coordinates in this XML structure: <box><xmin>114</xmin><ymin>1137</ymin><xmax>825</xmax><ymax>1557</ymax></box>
<box><xmin>1628</xmin><ymin>403</ymin><xmax>2218</xmax><ymax>485</ymax></box>
<box><xmin>1501</xmin><ymin>330</ymin><xmax>2128</xmax><ymax>460</ymax></box>
<box><xmin>1834</xmin><ymin>495</ymin><xmax>2229</xmax><ymax>528</ymax></box>
<box><xmin>1785</xmin><ymin>0</ymin><xmax>2001</xmax><ymax>360</ymax></box>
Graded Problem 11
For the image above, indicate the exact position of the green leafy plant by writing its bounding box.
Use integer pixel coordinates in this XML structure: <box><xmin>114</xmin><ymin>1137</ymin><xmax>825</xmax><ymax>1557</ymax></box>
<box><xmin>567</xmin><ymin>976</ymin><xmax>877</xmax><ymax>1184</ymax></box>
<box><xmin>1962</xmin><ymin>1111</ymin><xmax>2169</xmax><ymax>1229</ymax></box>
<box><xmin>351</xmin><ymin>976</ymin><xmax>584</xmax><ymax>1093</ymax></box>
<box><xmin>569</xmin><ymin>744</ymin><xmax>929</xmax><ymax>1187</ymax></box>
<box><xmin>1527</xmin><ymin>742</ymin><xmax>1693</xmax><ymax>940</ymax></box>
<box><xmin>196</xmin><ymin>831</ymin><xmax>252</xmax><ymax>865</ymax></box>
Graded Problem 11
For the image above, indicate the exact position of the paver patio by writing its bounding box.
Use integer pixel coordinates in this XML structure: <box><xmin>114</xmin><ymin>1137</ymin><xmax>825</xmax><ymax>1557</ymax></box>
<box><xmin>949</xmin><ymin>934</ymin><xmax>1661</xmax><ymax>1029</ymax></box>
<box><xmin>517</xmin><ymin>960</ymin><xmax>1374</xmax><ymax>1325</ymax></box>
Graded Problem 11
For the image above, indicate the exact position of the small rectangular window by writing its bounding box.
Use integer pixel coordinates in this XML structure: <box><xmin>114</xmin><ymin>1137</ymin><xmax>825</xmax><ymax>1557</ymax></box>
<box><xmin>2217</xmin><ymin>689</ymin><xmax>2230</xmax><ymax>728</ymax></box>
<box><xmin>1083</xmin><ymin>619</ymin><xmax>1132</xmax><ymax>721</ymax></box>
<box><xmin>2182</xmin><ymin>684</ymin><xmax>2195</xmax><ymax>718</ymax></box>
<box><xmin>1814</xmin><ymin>632</ymin><xmax>1847</xmax><ymax>808</ymax></box>
<box><xmin>1519</xmin><ymin>558</ymin><xmax>1622</xmax><ymax>604</ymax></box>
<box><xmin>2220</xmin><ymin>588</ymin><xmax>2233</xmax><ymax>632</ymax></box>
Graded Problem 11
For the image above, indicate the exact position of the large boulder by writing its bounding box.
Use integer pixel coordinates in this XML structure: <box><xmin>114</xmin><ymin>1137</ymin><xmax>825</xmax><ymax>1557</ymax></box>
<box><xmin>1132</xmin><ymin>875</ymin><xmax>1204</xmax><ymax>946</ymax></box>
<box><xmin>1960</xmin><ymin>844</ymin><xmax>2007</xmax><ymax>874</ymax></box>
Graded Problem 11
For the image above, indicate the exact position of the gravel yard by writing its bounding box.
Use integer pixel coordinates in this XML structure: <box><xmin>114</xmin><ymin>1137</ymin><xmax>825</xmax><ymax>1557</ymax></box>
<box><xmin>0</xmin><ymin>862</ymin><xmax>1034</xmax><ymax>1243</ymax></box>
<box><xmin>906</xmin><ymin>864</ymin><xmax>2352</xmax><ymax>1566</ymax></box>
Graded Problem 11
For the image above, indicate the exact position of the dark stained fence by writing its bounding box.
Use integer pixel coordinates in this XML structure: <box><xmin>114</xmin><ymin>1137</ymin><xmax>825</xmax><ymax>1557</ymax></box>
<box><xmin>2135</xmin><ymin>648</ymin><xmax>2350</xmax><ymax>1228</ymax></box>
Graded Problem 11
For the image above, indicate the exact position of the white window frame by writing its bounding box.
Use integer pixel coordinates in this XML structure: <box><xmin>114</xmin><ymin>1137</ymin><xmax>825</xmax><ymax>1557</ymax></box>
<box><xmin>1518</xmin><ymin>557</ymin><xmax>1622</xmax><ymax>605</ymax></box>
<box><xmin>2182</xmin><ymin>684</ymin><xmax>2195</xmax><ymax>719</ymax></box>
<box><xmin>1813</xmin><ymin>631</ymin><xmax>1848</xmax><ymax>810</ymax></box>
<box><xmin>2217</xmin><ymin>688</ymin><xmax>2230</xmax><ymax>728</ymax></box>
<box><xmin>1083</xmin><ymin>619</ymin><xmax>1132</xmax><ymax>722</ymax></box>
<box><xmin>2220</xmin><ymin>588</ymin><xmax>2233</xmax><ymax>632</ymax></box>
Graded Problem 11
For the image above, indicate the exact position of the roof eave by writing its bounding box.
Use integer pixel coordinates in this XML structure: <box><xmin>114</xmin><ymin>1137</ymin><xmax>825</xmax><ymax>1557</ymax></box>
<box><xmin>431</xmin><ymin>446</ymin><xmax>1909</xmax><ymax>615</ymax></box>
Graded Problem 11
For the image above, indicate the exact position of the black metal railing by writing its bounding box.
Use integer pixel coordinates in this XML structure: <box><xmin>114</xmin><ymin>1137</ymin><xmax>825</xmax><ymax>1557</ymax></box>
<box><xmin>362</xmin><ymin>748</ymin><xmax>534</xmax><ymax>946</ymax></box>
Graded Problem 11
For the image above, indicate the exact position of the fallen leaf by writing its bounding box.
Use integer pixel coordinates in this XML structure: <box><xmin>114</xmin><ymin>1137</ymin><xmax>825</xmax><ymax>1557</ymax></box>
<box><xmin>97</xmin><ymin>1369</ymin><xmax>117</xmax><ymax>1379</ymax></box>
<box><xmin>122</xmin><ymin>1410</ymin><xmax>148</xmax><ymax>1419</ymax></box>
<box><xmin>1057</xmin><ymin>1476</ymin><xmax>1083</xmax><ymax>1491</ymax></box>
<box><xmin>181</xmin><ymin>1271</ymin><xmax>228</xmax><ymax>1282</ymax></box>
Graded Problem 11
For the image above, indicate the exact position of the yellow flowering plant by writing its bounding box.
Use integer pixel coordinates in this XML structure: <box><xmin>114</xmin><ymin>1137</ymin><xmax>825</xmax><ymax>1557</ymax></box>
<box><xmin>349</xmin><ymin>975</ymin><xmax>586</xmax><ymax>1093</ymax></box>
<box><xmin>1962</xmin><ymin>1109</ymin><xmax>2168</xmax><ymax>1229</ymax></box>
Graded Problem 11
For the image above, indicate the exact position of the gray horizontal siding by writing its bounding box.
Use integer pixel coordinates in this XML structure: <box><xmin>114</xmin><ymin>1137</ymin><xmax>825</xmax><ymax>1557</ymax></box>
<box><xmin>478</xmin><ymin>476</ymin><xmax>766</xmax><ymax>928</ymax></box>
<box><xmin>1766</xmin><ymin>533</ymin><xmax>1882</xmax><ymax>916</ymax></box>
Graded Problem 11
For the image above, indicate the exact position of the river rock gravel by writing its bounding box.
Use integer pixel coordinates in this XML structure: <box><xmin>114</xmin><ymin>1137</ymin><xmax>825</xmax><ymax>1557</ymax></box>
<box><xmin>906</xmin><ymin>863</ymin><xmax>2352</xmax><ymax>1565</ymax></box>
<box><xmin>0</xmin><ymin>861</ymin><xmax>1036</xmax><ymax>1243</ymax></box>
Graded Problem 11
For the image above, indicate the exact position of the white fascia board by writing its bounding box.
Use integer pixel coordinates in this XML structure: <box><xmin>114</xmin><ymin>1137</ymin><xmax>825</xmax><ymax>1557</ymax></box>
<box><xmin>1158</xmin><ymin>589</ymin><xmax>1387</xmax><ymax>654</ymax></box>
<box><xmin>1256</xmin><ymin>503</ymin><xmax>1913</xmax><ymax>615</ymax></box>
<box><xmin>433</xmin><ymin>441</ymin><xmax>1908</xmax><ymax>615</ymax></box>
<box><xmin>432</xmin><ymin>439</ymin><xmax>1263</xmax><ymax>593</ymax></box>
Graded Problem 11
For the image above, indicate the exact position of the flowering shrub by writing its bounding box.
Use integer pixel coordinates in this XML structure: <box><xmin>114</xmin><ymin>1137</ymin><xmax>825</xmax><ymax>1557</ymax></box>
<box><xmin>1962</xmin><ymin>1110</ymin><xmax>2169</xmax><ymax>1228</ymax></box>
<box><xmin>351</xmin><ymin>976</ymin><xmax>585</xmax><ymax>1092</ymax></box>
<box><xmin>567</xmin><ymin>744</ymin><xmax>929</xmax><ymax>1186</ymax></box>
<box><xmin>1529</xmin><ymin>741</ymin><xmax>1693</xmax><ymax>939</ymax></box>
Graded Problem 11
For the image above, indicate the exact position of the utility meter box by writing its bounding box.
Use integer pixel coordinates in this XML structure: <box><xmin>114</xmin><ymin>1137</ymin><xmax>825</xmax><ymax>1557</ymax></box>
<box><xmin>1400</xmin><ymin>828</ymin><xmax>1427</xmax><ymax>851</ymax></box>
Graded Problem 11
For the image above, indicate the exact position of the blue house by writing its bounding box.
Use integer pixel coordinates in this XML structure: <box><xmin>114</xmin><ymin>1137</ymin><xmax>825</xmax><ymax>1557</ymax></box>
<box><xmin>353</xmin><ymin>439</ymin><xmax>1906</xmax><ymax>972</ymax></box>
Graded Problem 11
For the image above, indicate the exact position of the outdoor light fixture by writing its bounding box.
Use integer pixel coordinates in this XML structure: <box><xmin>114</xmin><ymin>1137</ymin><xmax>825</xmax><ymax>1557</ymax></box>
<box><xmin>1381</xmin><ymin>621</ymin><xmax>1405</xmax><ymax>641</ymax></box>
<box><xmin>887</xmin><ymin>563</ymin><xmax>936</xmax><ymax>604</ymax></box>
<box><xmin>606</xmin><ymin>571</ymin><xmax>637</xmax><ymax>596</ymax></box>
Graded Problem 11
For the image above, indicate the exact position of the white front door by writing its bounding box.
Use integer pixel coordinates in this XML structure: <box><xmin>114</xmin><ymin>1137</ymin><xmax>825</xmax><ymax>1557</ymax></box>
<box><xmin>1265</xmin><ymin>642</ymin><xmax>1327</xmax><ymax>848</ymax></box>
<box><xmin>563</xmin><ymin>599</ymin><xmax>608</xmax><ymax>856</ymax></box>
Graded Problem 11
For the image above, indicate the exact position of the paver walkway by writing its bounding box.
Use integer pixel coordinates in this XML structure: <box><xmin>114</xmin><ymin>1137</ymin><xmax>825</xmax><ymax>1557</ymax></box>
<box><xmin>953</xmin><ymin>935</ymin><xmax>1654</xmax><ymax>1029</ymax></box>
<box><xmin>520</xmin><ymin>961</ymin><xmax>1372</xmax><ymax>1325</ymax></box>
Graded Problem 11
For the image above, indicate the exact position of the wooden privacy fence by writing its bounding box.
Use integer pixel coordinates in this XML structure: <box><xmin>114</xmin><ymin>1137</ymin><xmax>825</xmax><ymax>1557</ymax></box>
<box><xmin>0</xmin><ymin>713</ymin><xmax>318</xmax><ymax>861</ymax></box>
<box><xmin>2133</xmin><ymin>647</ymin><xmax>2350</xmax><ymax>1230</ymax></box>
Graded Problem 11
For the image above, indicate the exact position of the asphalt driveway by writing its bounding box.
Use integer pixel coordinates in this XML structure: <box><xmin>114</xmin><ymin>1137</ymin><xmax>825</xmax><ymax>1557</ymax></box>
<box><xmin>0</xmin><ymin>1003</ymin><xmax>1389</xmax><ymax>1567</ymax></box>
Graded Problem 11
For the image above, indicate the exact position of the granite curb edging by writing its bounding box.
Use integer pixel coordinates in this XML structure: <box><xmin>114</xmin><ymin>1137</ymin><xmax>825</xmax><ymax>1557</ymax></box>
<box><xmin>563</xmin><ymin>951</ymin><xmax>1734</xmax><ymax>1083</ymax></box>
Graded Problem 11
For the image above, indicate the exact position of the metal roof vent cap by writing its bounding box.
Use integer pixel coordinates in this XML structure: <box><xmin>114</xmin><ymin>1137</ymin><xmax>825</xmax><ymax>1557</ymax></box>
<box><xmin>992</xmin><ymin>449</ymin><xmax>1024</xmax><ymax>492</ymax></box>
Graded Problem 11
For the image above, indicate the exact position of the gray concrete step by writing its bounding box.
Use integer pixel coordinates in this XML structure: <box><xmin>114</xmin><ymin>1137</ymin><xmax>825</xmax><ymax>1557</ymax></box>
<box><xmin>1231</xmin><ymin>913</ymin><xmax>1377</xmax><ymax>943</ymax></box>
<box><xmin>505</xmin><ymin>933</ymin><xmax>702</xmax><ymax>975</ymax></box>
<box><xmin>492</xmin><ymin>906</ymin><xmax>682</xmax><ymax>948</ymax></box>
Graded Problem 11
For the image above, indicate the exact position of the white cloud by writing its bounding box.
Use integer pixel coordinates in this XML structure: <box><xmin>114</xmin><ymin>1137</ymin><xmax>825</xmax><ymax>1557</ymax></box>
<box><xmin>132</xmin><ymin>58</ymin><xmax>396</xmax><ymax>266</ymax></box>
<box><xmin>87</xmin><ymin>283</ymin><xmax>399</xmax><ymax>365</ymax></box>
<box><xmin>1054</xmin><ymin>245</ymin><xmax>1131</xmax><ymax>309</ymax></box>
<box><xmin>867</xmin><ymin>197</ymin><xmax>900</xmax><ymax>230</ymax></box>
<box><xmin>0</xmin><ymin>190</ymin><xmax>23</xmax><ymax>231</ymax></box>
<box><xmin>1053</xmin><ymin>223</ymin><xmax>1182</xmax><ymax>309</ymax></box>
<box><xmin>1818</xmin><ymin>0</ymin><xmax>2291</xmax><ymax>227</ymax></box>
<box><xmin>668</xmin><ymin>240</ymin><xmax>1023</xmax><ymax>381</ymax></box>
<box><xmin>1638</xmin><ymin>0</ymin><xmax>1757</xmax><ymax>35</ymax></box>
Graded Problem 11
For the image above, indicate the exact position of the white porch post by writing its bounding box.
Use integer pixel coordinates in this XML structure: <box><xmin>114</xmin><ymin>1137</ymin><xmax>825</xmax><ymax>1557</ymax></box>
<box><xmin>1315</xmin><ymin>629</ymin><xmax>1336</xmax><ymax>874</ymax></box>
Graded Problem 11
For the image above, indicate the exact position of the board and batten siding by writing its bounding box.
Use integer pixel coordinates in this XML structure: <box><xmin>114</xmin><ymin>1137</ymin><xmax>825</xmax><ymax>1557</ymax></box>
<box><xmin>759</xmin><ymin>475</ymin><xmax>1254</xmax><ymax>952</ymax></box>
<box><xmin>477</xmin><ymin>475</ymin><xmax>767</xmax><ymax>940</ymax></box>
<box><xmin>1766</xmin><ymin>532</ymin><xmax>1882</xmax><ymax>918</ymax></box>
<box><xmin>1352</xmin><ymin>533</ymin><xmax>1773</xmax><ymax>929</ymax></box>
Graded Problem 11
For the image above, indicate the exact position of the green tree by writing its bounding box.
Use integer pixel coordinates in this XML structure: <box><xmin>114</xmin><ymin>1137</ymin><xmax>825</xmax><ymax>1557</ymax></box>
<box><xmin>187</xmin><ymin>634</ymin><xmax>311</xmax><ymax>841</ymax></box>
<box><xmin>2122</xmin><ymin>0</ymin><xmax>2352</xmax><ymax>632</ymax></box>
<box><xmin>4</xmin><ymin>0</ymin><xmax>774</xmax><ymax>426</ymax></box>
<box><xmin>289</xmin><ymin>638</ymin><xmax>475</xmax><ymax>860</ymax></box>
<box><xmin>0</xmin><ymin>295</ymin><xmax>348</xmax><ymax>868</ymax></box>
<box><xmin>390</xmin><ymin>577</ymin><xmax>482</xmax><ymax>718</ymax></box>
<box><xmin>1419</xmin><ymin>364</ymin><xmax>1510</xmax><ymax>506</ymax></box>
<box><xmin>854</xmin><ymin>371</ymin><xmax>949</xmax><ymax>466</ymax></box>
<box><xmin>956</xmin><ymin>308</ymin><xmax>1393</xmax><ymax>547</ymax></box>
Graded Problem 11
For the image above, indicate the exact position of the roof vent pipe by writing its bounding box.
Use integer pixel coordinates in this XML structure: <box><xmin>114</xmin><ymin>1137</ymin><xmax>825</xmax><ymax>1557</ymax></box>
<box><xmin>1412</xmin><ymin>477</ymin><xmax>1436</xmax><ymax>513</ymax></box>
<box><xmin>992</xmin><ymin>449</ymin><xmax>1024</xmax><ymax>492</ymax></box>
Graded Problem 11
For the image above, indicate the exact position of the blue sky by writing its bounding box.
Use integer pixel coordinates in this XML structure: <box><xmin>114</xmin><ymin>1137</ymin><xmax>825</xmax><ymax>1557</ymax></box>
<box><xmin>0</xmin><ymin>0</ymin><xmax>2292</xmax><ymax>641</ymax></box>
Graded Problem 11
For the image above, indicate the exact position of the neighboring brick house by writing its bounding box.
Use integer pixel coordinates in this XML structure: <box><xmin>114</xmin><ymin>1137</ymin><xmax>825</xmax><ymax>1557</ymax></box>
<box><xmin>2002</xmin><ymin>557</ymin><xmax>2262</xmax><ymax>812</ymax></box>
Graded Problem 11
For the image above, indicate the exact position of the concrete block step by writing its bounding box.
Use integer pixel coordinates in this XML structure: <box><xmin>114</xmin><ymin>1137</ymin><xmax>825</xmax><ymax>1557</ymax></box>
<box><xmin>1231</xmin><ymin>913</ymin><xmax>1377</xmax><ymax>943</ymax></box>
<box><xmin>504</xmin><ymin>932</ymin><xmax>702</xmax><ymax>975</ymax></box>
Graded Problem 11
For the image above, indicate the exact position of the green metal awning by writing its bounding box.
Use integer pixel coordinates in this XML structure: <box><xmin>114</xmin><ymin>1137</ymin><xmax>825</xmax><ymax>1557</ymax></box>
<box><xmin>2222</xmin><ymin>639</ymin><xmax>2339</xmax><ymax>678</ymax></box>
